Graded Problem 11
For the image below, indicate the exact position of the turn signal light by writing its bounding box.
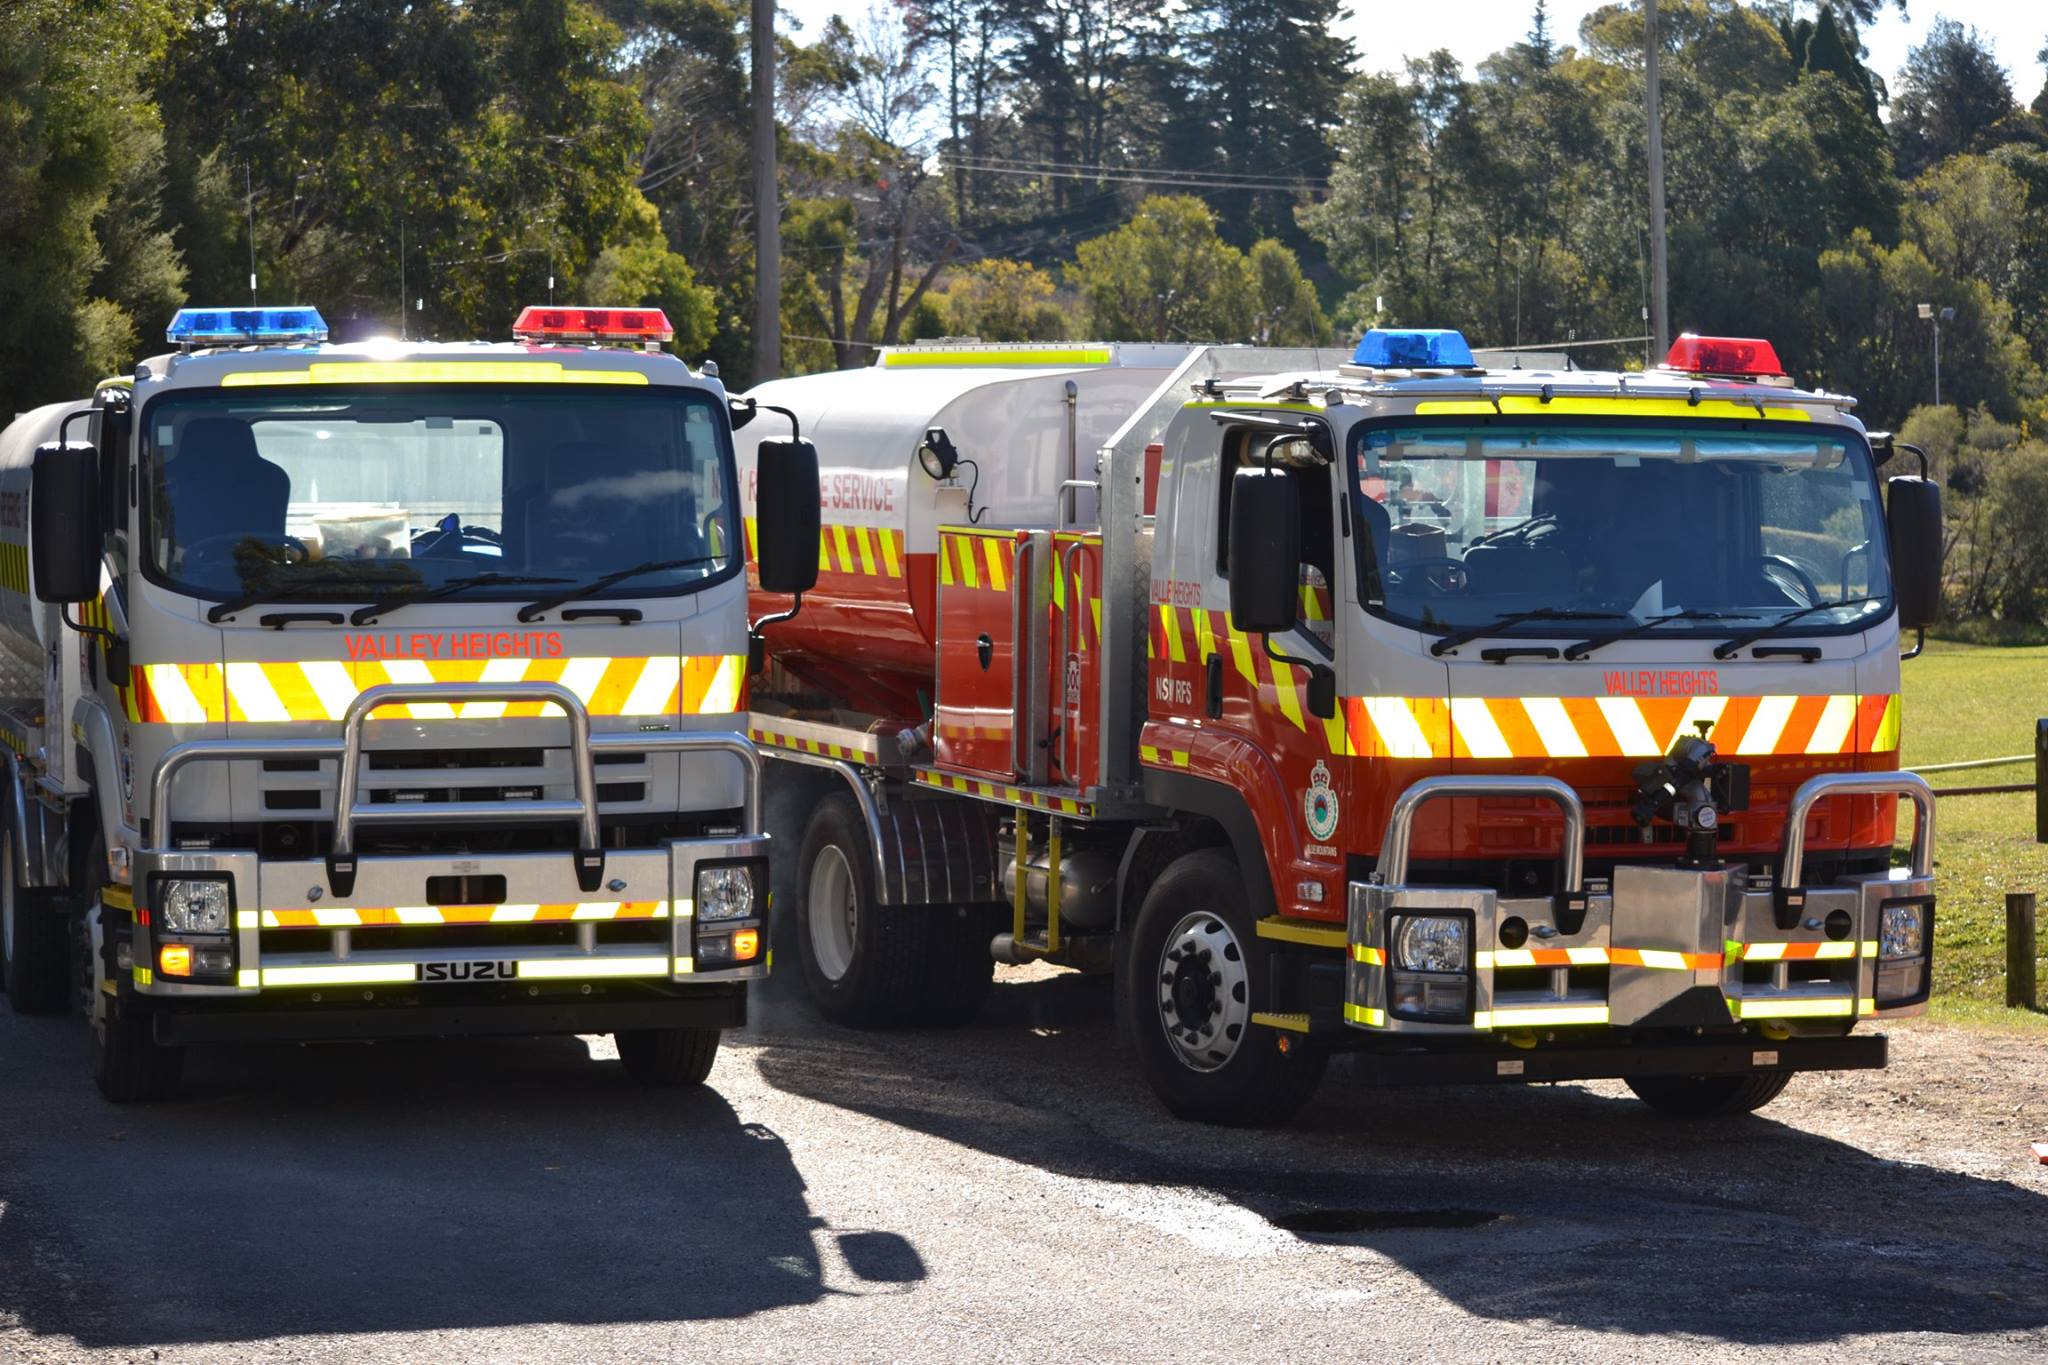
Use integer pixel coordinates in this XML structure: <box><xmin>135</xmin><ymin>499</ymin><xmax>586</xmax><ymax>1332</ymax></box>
<box><xmin>158</xmin><ymin>943</ymin><xmax>194</xmax><ymax>977</ymax></box>
<box><xmin>731</xmin><ymin>928</ymin><xmax>761</xmax><ymax>961</ymax></box>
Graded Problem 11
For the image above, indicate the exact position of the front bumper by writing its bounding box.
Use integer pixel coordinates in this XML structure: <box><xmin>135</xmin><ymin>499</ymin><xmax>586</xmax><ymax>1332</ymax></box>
<box><xmin>1339</xmin><ymin>770</ymin><xmax>1937</xmax><ymax>1043</ymax></box>
<box><xmin>121</xmin><ymin>678</ymin><xmax>771</xmax><ymax>1017</ymax></box>
<box><xmin>133</xmin><ymin>837</ymin><xmax>770</xmax><ymax>1002</ymax></box>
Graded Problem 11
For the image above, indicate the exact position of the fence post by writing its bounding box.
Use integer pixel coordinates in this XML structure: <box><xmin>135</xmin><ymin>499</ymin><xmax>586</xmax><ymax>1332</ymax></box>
<box><xmin>2009</xmin><ymin>893</ymin><xmax>2038</xmax><ymax>1010</ymax></box>
<box><xmin>2036</xmin><ymin>719</ymin><xmax>2047</xmax><ymax>845</ymax></box>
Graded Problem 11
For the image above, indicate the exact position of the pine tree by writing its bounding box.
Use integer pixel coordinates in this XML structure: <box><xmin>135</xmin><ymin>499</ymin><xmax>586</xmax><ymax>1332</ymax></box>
<box><xmin>1191</xmin><ymin>0</ymin><xmax>1356</xmax><ymax>247</ymax></box>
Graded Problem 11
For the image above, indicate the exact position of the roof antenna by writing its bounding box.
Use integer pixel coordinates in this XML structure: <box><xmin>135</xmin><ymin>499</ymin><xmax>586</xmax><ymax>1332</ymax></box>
<box><xmin>246</xmin><ymin>165</ymin><xmax>258</xmax><ymax>305</ymax></box>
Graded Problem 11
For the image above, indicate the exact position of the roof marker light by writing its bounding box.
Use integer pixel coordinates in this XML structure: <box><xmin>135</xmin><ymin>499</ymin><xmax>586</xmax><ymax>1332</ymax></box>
<box><xmin>166</xmin><ymin>307</ymin><xmax>329</xmax><ymax>347</ymax></box>
<box><xmin>1353</xmin><ymin>328</ymin><xmax>1476</xmax><ymax>369</ymax></box>
<box><xmin>512</xmin><ymin>306</ymin><xmax>674</xmax><ymax>345</ymax></box>
<box><xmin>1664</xmin><ymin>333</ymin><xmax>1785</xmax><ymax>379</ymax></box>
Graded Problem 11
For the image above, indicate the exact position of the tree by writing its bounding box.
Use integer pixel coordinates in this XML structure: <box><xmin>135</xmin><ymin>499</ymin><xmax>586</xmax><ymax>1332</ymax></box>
<box><xmin>1247</xmin><ymin>239</ymin><xmax>1332</xmax><ymax>345</ymax></box>
<box><xmin>1890</xmin><ymin>20</ymin><xmax>2016</xmax><ymax>178</ymax></box>
<box><xmin>937</xmin><ymin>259</ymin><xmax>1073</xmax><ymax>341</ymax></box>
<box><xmin>579</xmin><ymin>193</ymin><xmax>718</xmax><ymax>356</ymax></box>
<box><xmin>1069</xmin><ymin>195</ymin><xmax>1255</xmax><ymax>340</ymax></box>
<box><xmin>1187</xmin><ymin>0</ymin><xmax>1355</xmax><ymax>247</ymax></box>
<box><xmin>0</xmin><ymin>0</ymin><xmax>188</xmax><ymax>415</ymax></box>
<box><xmin>158</xmin><ymin>0</ymin><xmax>653</xmax><ymax>342</ymax></box>
<box><xmin>1905</xmin><ymin>156</ymin><xmax>2026</xmax><ymax>295</ymax></box>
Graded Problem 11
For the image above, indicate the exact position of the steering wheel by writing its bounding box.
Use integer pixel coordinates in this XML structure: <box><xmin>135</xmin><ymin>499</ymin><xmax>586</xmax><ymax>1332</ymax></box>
<box><xmin>412</xmin><ymin>524</ymin><xmax>504</xmax><ymax>559</ymax></box>
<box><xmin>181</xmin><ymin>532</ymin><xmax>309</xmax><ymax>572</ymax></box>
<box><xmin>1758</xmin><ymin>554</ymin><xmax>1820</xmax><ymax>606</ymax></box>
<box><xmin>1384</xmin><ymin>555</ymin><xmax>1469</xmax><ymax>596</ymax></box>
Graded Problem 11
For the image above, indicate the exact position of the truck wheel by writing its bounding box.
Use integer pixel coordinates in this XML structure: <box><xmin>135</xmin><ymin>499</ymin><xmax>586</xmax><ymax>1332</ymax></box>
<box><xmin>89</xmin><ymin>902</ymin><xmax>184</xmax><ymax>1103</ymax></box>
<box><xmin>1626</xmin><ymin>1071</ymin><xmax>1792</xmax><ymax>1117</ymax></box>
<box><xmin>916</xmin><ymin>903</ymin><xmax>1002</xmax><ymax>1026</ymax></box>
<box><xmin>2</xmin><ymin>829</ymin><xmax>70</xmax><ymax>1015</ymax></box>
<box><xmin>615</xmin><ymin>1027</ymin><xmax>720</xmax><ymax>1087</ymax></box>
<box><xmin>1124</xmin><ymin>848</ymin><xmax>1326</xmax><ymax>1126</ymax></box>
<box><xmin>796</xmin><ymin>796</ymin><xmax>928</xmax><ymax>1027</ymax></box>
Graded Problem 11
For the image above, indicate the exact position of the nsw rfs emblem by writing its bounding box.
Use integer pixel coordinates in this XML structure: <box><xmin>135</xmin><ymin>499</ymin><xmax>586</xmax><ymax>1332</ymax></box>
<box><xmin>1304</xmin><ymin>760</ymin><xmax>1339</xmax><ymax>842</ymax></box>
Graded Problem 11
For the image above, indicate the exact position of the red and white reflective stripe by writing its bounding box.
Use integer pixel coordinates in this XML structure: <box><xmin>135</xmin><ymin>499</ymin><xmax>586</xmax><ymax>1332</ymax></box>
<box><xmin>1734</xmin><ymin>940</ymin><xmax>1870</xmax><ymax>962</ymax></box>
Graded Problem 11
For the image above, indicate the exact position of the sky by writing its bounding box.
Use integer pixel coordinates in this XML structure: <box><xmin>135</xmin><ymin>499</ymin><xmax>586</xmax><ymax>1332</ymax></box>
<box><xmin>776</xmin><ymin>2</ymin><xmax>2048</xmax><ymax>99</ymax></box>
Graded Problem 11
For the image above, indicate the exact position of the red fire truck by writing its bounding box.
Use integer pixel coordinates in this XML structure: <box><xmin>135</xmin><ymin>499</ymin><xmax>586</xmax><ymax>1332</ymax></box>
<box><xmin>737</xmin><ymin>332</ymin><xmax>1942</xmax><ymax>1126</ymax></box>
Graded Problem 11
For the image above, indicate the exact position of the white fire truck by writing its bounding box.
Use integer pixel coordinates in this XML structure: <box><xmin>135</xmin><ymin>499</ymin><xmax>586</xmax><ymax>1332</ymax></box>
<box><xmin>0</xmin><ymin>304</ymin><xmax>820</xmax><ymax>1101</ymax></box>
<box><xmin>737</xmin><ymin>331</ymin><xmax>1943</xmax><ymax>1125</ymax></box>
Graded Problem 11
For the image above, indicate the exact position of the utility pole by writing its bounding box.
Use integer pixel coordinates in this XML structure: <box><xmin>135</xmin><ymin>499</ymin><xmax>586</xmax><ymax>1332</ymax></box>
<box><xmin>751</xmin><ymin>0</ymin><xmax>780</xmax><ymax>382</ymax></box>
<box><xmin>1645</xmin><ymin>0</ymin><xmax>1670</xmax><ymax>360</ymax></box>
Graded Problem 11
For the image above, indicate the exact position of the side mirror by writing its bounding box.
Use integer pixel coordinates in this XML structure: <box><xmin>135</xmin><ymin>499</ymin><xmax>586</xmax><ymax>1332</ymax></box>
<box><xmin>1886</xmin><ymin>475</ymin><xmax>1942</xmax><ymax>630</ymax></box>
<box><xmin>31</xmin><ymin>442</ymin><xmax>101</xmax><ymax>605</ymax></box>
<box><xmin>1227</xmin><ymin>466</ymin><xmax>1299</xmax><ymax>634</ymax></box>
<box><xmin>754</xmin><ymin>437</ymin><xmax>822</xmax><ymax>596</ymax></box>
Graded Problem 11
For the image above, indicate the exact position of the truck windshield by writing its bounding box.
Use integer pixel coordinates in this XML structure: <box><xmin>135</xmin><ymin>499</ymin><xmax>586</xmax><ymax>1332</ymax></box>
<box><xmin>141</xmin><ymin>387</ymin><xmax>737</xmax><ymax>604</ymax></box>
<box><xmin>1348</xmin><ymin>421</ymin><xmax>1891</xmax><ymax>640</ymax></box>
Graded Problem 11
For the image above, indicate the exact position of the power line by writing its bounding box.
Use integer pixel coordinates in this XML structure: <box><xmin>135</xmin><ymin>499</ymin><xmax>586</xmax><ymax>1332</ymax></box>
<box><xmin>942</xmin><ymin>150</ymin><xmax>1328</xmax><ymax>189</ymax></box>
<box><xmin>937</xmin><ymin>156</ymin><xmax>1330</xmax><ymax>194</ymax></box>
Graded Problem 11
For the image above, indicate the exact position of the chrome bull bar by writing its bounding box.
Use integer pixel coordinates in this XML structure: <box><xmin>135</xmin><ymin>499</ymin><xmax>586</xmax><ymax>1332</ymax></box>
<box><xmin>1348</xmin><ymin>769</ymin><xmax>1939</xmax><ymax>1035</ymax></box>
<box><xmin>148</xmin><ymin>682</ymin><xmax>763</xmax><ymax>898</ymax></box>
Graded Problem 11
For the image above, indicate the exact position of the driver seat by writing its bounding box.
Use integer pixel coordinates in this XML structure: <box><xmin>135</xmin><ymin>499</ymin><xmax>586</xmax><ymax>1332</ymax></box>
<box><xmin>164</xmin><ymin>418</ymin><xmax>291</xmax><ymax>552</ymax></box>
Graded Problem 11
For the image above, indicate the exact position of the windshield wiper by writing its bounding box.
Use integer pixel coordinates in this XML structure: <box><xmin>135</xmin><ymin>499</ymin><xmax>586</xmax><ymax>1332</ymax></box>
<box><xmin>350</xmin><ymin>573</ymin><xmax>572</xmax><ymax>627</ymax></box>
<box><xmin>516</xmin><ymin>557</ymin><xmax>720</xmax><ymax>622</ymax></box>
<box><xmin>1429</xmin><ymin>608</ymin><xmax>1626</xmax><ymax>658</ymax></box>
<box><xmin>206</xmin><ymin>578</ymin><xmax>377</xmax><ymax>624</ymax></box>
<box><xmin>1712</xmin><ymin>597</ymin><xmax>1880</xmax><ymax>660</ymax></box>
<box><xmin>1562</xmin><ymin>609</ymin><xmax>1758</xmax><ymax>661</ymax></box>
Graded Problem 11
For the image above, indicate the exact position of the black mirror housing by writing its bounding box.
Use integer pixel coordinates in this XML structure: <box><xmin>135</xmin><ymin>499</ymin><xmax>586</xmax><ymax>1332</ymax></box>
<box><xmin>1227</xmin><ymin>467</ymin><xmax>1299</xmax><ymax>634</ymax></box>
<box><xmin>755</xmin><ymin>437</ymin><xmax>822</xmax><ymax>596</ymax></box>
<box><xmin>1886</xmin><ymin>475</ymin><xmax>1942</xmax><ymax>630</ymax></box>
<box><xmin>31</xmin><ymin>442</ymin><xmax>101</xmax><ymax>605</ymax></box>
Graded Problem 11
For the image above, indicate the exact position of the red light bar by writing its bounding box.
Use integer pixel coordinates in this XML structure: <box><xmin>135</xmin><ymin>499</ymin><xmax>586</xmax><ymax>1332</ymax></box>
<box><xmin>1664</xmin><ymin>333</ymin><xmax>1784</xmax><ymax>379</ymax></box>
<box><xmin>512</xmin><ymin>306</ymin><xmax>673</xmax><ymax>344</ymax></box>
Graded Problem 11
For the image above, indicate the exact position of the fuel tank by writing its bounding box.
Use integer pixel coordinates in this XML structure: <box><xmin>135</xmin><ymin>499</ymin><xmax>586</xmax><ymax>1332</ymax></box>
<box><xmin>736</xmin><ymin>344</ymin><xmax>1192</xmax><ymax>689</ymax></box>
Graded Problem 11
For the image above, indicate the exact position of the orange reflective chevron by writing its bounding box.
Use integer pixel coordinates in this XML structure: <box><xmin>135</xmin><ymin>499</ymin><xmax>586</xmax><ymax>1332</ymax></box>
<box><xmin>259</xmin><ymin>900</ymin><xmax>674</xmax><ymax>927</ymax></box>
<box><xmin>126</xmin><ymin>655</ymin><xmax>743</xmax><ymax>724</ymax></box>
<box><xmin>1342</xmin><ymin>694</ymin><xmax>1897</xmax><ymax>759</ymax></box>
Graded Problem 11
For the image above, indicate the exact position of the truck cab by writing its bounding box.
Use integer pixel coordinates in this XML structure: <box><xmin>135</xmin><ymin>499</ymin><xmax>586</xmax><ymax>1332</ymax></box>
<box><xmin>0</xmin><ymin>305</ymin><xmax>818</xmax><ymax>1101</ymax></box>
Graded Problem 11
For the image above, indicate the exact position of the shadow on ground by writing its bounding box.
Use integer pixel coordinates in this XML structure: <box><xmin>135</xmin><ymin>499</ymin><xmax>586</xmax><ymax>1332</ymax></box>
<box><xmin>0</xmin><ymin>1016</ymin><xmax>921</xmax><ymax>1348</ymax></box>
<box><xmin>745</xmin><ymin>967</ymin><xmax>2048</xmax><ymax>1348</ymax></box>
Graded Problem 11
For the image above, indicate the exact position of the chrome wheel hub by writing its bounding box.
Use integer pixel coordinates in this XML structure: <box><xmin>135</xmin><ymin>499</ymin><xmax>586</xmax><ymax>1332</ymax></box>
<box><xmin>1156</xmin><ymin>912</ymin><xmax>1249</xmax><ymax>1072</ymax></box>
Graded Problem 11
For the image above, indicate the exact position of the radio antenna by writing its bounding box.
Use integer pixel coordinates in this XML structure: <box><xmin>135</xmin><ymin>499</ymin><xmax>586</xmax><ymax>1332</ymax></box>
<box><xmin>246</xmin><ymin>166</ymin><xmax>258</xmax><ymax>304</ymax></box>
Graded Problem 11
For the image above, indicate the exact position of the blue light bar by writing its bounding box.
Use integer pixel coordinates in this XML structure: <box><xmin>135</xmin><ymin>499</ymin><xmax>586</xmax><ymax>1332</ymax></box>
<box><xmin>166</xmin><ymin>306</ymin><xmax>329</xmax><ymax>346</ymax></box>
<box><xmin>1352</xmin><ymin>327</ymin><xmax>1476</xmax><ymax>369</ymax></box>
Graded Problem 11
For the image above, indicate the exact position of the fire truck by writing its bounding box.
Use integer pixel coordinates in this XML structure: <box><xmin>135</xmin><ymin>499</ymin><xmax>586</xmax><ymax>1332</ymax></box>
<box><xmin>0</xmin><ymin>305</ymin><xmax>820</xmax><ymax>1101</ymax></box>
<box><xmin>736</xmin><ymin>331</ymin><xmax>1944</xmax><ymax>1125</ymax></box>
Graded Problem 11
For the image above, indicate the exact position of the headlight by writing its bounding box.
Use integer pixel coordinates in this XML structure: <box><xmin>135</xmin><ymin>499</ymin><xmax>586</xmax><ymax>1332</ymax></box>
<box><xmin>696</xmin><ymin>865</ymin><xmax>758</xmax><ymax>921</ymax></box>
<box><xmin>1880</xmin><ymin>903</ymin><xmax>1926</xmax><ymax>960</ymax></box>
<box><xmin>1394</xmin><ymin>915</ymin><xmax>1468</xmax><ymax>973</ymax></box>
<box><xmin>158</xmin><ymin>879</ymin><xmax>231</xmax><ymax>935</ymax></box>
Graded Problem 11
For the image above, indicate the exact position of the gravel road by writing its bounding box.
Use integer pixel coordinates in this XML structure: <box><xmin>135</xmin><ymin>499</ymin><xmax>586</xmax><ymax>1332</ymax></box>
<box><xmin>3</xmin><ymin>966</ymin><xmax>2045</xmax><ymax>1362</ymax></box>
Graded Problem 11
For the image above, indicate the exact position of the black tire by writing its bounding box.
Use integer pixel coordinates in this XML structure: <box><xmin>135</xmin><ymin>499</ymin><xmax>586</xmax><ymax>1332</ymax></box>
<box><xmin>1123</xmin><ymin>848</ymin><xmax>1326</xmax><ymax>1126</ymax></box>
<box><xmin>615</xmin><ymin>1027</ymin><xmax>720</xmax><ymax>1088</ymax></box>
<box><xmin>1626</xmin><ymin>1071</ymin><xmax>1792</xmax><ymax>1117</ymax></box>
<box><xmin>916</xmin><ymin>903</ymin><xmax>1003</xmax><ymax>1026</ymax></box>
<box><xmin>795</xmin><ymin>796</ymin><xmax>933</xmax><ymax>1027</ymax></box>
<box><xmin>2</xmin><ymin>829</ymin><xmax>71</xmax><ymax>1015</ymax></box>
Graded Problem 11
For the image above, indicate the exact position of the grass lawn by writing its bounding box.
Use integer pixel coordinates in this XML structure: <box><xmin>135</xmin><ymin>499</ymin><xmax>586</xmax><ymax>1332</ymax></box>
<box><xmin>1897</xmin><ymin>641</ymin><xmax>2048</xmax><ymax>1026</ymax></box>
